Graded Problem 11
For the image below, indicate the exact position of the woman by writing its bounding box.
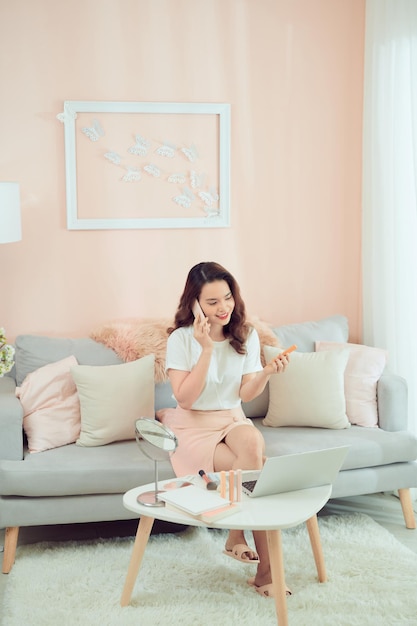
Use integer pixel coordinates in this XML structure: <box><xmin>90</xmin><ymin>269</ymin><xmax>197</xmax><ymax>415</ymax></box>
<box><xmin>158</xmin><ymin>261</ymin><xmax>291</xmax><ymax>598</ymax></box>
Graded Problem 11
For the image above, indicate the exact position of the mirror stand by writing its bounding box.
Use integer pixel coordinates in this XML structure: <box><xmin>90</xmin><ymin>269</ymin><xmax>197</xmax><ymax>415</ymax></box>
<box><xmin>138</xmin><ymin>459</ymin><xmax>165</xmax><ymax>507</ymax></box>
<box><xmin>135</xmin><ymin>417</ymin><xmax>178</xmax><ymax>507</ymax></box>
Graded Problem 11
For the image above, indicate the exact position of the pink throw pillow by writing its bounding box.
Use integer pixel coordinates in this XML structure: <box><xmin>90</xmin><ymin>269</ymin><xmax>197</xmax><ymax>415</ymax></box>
<box><xmin>315</xmin><ymin>341</ymin><xmax>387</xmax><ymax>427</ymax></box>
<box><xmin>16</xmin><ymin>355</ymin><xmax>81</xmax><ymax>453</ymax></box>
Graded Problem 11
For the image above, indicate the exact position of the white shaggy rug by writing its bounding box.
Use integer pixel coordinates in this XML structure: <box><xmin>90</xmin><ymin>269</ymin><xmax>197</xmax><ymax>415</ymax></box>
<box><xmin>3</xmin><ymin>513</ymin><xmax>417</xmax><ymax>626</ymax></box>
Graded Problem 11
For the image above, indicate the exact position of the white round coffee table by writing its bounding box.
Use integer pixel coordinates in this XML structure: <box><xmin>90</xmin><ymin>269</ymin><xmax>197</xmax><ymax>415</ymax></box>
<box><xmin>120</xmin><ymin>478</ymin><xmax>332</xmax><ymax>625</ymax></box>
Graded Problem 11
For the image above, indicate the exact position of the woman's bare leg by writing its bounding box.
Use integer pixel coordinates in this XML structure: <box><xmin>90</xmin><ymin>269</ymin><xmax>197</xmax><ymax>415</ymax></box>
<box><xmin>214</xmin><ymin>426</ymin><xmax>290</xmax><ymax>592</ymax></box>
<box><xmin>224</xmin><ymin>425</ymin><xmax>265</xmax><ymax>470</ymax></box>
<box><xmin>213</xmin><ymin>425</ymin><xmax>265</xmax><ymax>562</ymax></box>
<box><xmin>252</xmin><ymin>530</ymin><xmax>270</xmax><ymax>583</ymax></box>
<box><xmin>251</xmin><ymin>531</ymin><xmax>291</xmax><ymax>594</ymax></box>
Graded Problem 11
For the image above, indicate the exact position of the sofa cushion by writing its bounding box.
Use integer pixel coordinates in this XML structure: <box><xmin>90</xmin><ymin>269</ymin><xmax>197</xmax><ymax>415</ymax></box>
<box><xmin>273</xmin><ymin>315</ymin><xmax>349</xmax><ymax>353</ymax></box>
<box><xmin>0</xmin><ymin>440</ymin><xmax>176</xmax><ymax>497</ymax></box>
<box><xmin>263</xmin><ymin>346</ymin><xmax>350</xmax><ymax>429</ymax></box>
<box><xmin>14</xmin><ymin>335</ymin><xmax>122</xmax><ymax>386</ymax></box>
<box><xmin>1</xmin><ymin>422</ymin><xmax>415</xmax><ymax>498</ymax></box>
<box><xmin>71</xmin><ymin>355</ymin><xmax>155</xmax><ymax>447</ymax></box>
<box><xmin>315</xmin><ymin>341</ymin><xmax>387</xmax><ymax>427</ymax></box>
<box><xmin>254</xmin><ymin>420</ymin><xmax>417</xmax><ymax>471</ymax></box>
<box><xmin>16</xmin><ymin>356</ymin><xmax>81</xmax><ymax>453</ymax></box>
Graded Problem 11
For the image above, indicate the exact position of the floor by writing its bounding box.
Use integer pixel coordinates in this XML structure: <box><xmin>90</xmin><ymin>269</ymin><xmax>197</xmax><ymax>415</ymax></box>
<box><xmin>1</xmin><ymin>492</ymin><xmax>416</xmax><ymax>621</ymax></box>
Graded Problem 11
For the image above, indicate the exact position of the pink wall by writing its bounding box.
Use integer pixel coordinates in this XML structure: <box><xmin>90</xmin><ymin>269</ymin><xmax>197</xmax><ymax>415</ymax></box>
<box><xmin>0</xmin><ymin>0</ymin><xmax>365</xmax><ymax>342</ymax></box>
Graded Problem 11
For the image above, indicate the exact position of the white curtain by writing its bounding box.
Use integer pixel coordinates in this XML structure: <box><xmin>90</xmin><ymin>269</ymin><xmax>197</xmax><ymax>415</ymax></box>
<box><xmin>362</xmin><ymin>0</ymin><xmax>417</xmax><ymax>434</ymax></box>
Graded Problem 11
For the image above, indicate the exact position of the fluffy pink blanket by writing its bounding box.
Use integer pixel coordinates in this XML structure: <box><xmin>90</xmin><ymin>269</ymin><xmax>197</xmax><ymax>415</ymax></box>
<box><xmin>90</xmin><ymin>316</ymin><xmax>280</xmax><ymax>384</ymax></box>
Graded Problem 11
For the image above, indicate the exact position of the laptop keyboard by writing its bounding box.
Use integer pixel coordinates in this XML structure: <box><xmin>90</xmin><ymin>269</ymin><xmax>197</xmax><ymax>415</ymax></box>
<box><xmin>242</xmin><ymin>480</ymin><xmax>257</xmax><ymax>493</ymax></box>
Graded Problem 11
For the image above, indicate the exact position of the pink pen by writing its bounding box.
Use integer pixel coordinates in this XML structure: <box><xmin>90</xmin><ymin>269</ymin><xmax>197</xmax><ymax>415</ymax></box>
<box><xmin>220</xmin><ymin>471</ymin><xmax>227</xmax><ymax>499</ymax></box>
<box><xmin>229</xmin><ymin>470</ymin><xmax>234</xmax><ymax>502</ymax></box>
<box><xmin>236</xmin><ymin>469</ymin><xmax>242</xmax><ymax>502</ymax></box>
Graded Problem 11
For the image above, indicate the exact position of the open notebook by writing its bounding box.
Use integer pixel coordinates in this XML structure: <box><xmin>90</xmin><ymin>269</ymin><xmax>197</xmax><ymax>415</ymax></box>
<box><xmin>241</xmin><ymin>446</ymin><xmax>349</xmax><ymax>498</ymax></box>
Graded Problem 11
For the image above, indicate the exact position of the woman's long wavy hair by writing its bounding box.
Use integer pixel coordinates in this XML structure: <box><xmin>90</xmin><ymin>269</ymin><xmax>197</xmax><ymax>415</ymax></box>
<box><xmin>169</xmin><ymin>261</ymin><xmax>250</xmax><ymax>355</ymax></box>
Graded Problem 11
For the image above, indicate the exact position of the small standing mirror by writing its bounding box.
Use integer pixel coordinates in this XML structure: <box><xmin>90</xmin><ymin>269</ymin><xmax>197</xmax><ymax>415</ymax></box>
<box><xmin>135</xmin><ymin>417</ymin><xmax>178</xmax><ymax>507</ymax></box>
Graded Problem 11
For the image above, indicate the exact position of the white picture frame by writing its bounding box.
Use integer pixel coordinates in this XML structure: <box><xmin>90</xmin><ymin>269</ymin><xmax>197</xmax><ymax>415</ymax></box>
<box><xmin>58</xmin><ymin>101</ymin><xmax>231</xmax><ymax>230</ymax></box>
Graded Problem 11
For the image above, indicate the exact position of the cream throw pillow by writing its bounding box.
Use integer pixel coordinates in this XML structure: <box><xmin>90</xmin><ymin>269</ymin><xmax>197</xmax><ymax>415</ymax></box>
<box><xmin>72</xmin><ymin>354</ymin><xmax>155</xmax><ymax>447</ymax></box>
<box><xmin>263</xmin><ymin>346</ymin><xmax>350</xmax><ymax>429</ymax></box>
<box><xmin>315</xmin><ymin>341</ymin><xmax>387</xmax><ymax>427</ymax></box>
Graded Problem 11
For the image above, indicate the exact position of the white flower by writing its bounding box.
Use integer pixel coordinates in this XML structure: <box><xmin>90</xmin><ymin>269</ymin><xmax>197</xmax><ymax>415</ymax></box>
<box><xmin>0</xmin><ymin>329</ymin><xmax>15</xmax><ymax>377</ymax></box>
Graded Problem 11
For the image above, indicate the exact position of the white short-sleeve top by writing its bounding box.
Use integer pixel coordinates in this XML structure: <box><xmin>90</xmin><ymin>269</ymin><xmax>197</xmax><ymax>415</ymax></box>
<box><xmin>165</xmin><ymin>326</ymin><xmax>263</xmax><ymax>410</ymax></box>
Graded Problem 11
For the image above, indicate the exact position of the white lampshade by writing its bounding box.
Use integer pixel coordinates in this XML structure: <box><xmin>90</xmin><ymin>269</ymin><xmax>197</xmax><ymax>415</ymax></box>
<box><xmin>0</xmin><ymin>182</ymin><xmax>21</xmax><ymax>244</ymax></box>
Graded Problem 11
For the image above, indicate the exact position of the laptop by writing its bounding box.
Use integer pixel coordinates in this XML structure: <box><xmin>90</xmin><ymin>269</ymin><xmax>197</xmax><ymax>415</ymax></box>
<box><xmin>241</xmin><ymin>446</ymin><xmax>350</xmax><ymax>498</ymax></box>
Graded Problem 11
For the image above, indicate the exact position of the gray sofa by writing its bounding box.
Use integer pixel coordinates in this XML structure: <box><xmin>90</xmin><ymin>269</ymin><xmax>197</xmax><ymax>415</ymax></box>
<box><xmin>1</xmin><ymin>315</ymin><xmax>416</xmax><ymax>574</ymax></box>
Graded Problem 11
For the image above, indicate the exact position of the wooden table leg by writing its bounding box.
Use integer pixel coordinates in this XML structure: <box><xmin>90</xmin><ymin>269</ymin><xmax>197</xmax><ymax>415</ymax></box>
<box><xmin>306</xmin><ymin>515</ymin><xmax>327</xmax><ymax>583</ymax></box>
<box><xmin>120</xmin><ymin>515</ymin><xmax>154</xmax><ymax>606</ymax></box>
<box><xmin>2</xmin><ymin>527</ymin><xmax>19</xmax><ymax>574</ymax></box>
<box><xmin>266</xmin><ymin>529</ymin><xmax>288</xmax><ymax>626</ymax></box>
<box><xmin>398</xmin><ymin>488</ymin><xmax>417</xmax><ymax>529</ymax></box>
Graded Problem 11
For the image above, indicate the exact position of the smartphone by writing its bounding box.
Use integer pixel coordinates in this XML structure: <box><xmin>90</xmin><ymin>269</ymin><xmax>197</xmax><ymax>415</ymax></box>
<box><xmin>281</xmin><ymin>344</ymin><xmax>297</xmax><ymax>355</ymax></box>
<box><xmin>192</xmin><ymin>299</ymin><xmax>205</xmax><ymax>320</ymax></box>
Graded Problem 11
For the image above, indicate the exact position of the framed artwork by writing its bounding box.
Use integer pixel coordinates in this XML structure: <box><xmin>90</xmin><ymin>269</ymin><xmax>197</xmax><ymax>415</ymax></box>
<box><xmin>57</xmin><ymin>101</ymin><xmax>231</xmax><ymax>230</ymax></box>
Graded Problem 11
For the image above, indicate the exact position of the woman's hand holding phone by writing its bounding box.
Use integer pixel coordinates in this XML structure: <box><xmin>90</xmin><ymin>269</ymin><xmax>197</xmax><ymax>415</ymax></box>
<box><xmin>192</xmin><ymin>299</ymin><xmax>212</xmax><ymax>349</ymax></box>
<box><xmin>266</xmin><ymin>344</ymin><xmax>297</xmax><ymax>375</ymax></box>
<box><xmin>192</xmin><ymin>299</ymin><xmax>205</xmax><ymax>321</ymax></box>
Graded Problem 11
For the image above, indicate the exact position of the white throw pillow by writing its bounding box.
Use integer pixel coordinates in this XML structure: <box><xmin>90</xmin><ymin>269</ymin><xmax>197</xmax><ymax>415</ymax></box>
<box><xmin>71</xmin><ymin>354</ymin><xmax>155</xmax><ymax>447</ymax></box>
<box><xmin>263</xmin><ymin>346</ymin><xmax>350</xmax><ymax>429</ymax></box>
<box><xmin>315</xmin><ymin>341</ymin><xmax>387</xmax><ymax>427</ymax></box>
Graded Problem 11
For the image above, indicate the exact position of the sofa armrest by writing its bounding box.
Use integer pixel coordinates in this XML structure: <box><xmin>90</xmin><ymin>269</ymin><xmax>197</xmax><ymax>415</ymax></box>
<box><xmin>377</xmin><ymin>373</ymin><xmax>408</xmax><ymax>432</ymax></box>
<box><xmin>0</xmin><ymin>376</ymin><xmax>24</xmax><ymax>460</ymax></box>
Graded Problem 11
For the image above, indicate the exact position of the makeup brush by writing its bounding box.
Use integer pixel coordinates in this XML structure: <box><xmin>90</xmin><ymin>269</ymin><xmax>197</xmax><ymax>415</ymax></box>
<box><xmin>198</xmin><ymin>469</ymin><xmax>218</xmax><ymax>490</ymax></box>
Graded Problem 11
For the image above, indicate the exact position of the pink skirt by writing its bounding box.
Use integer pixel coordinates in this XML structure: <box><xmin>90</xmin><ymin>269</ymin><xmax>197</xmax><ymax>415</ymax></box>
<box><xmin>156</xmin><ymin>406</ymin><xmax>254</xmax><ymax>477</ymax></box>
